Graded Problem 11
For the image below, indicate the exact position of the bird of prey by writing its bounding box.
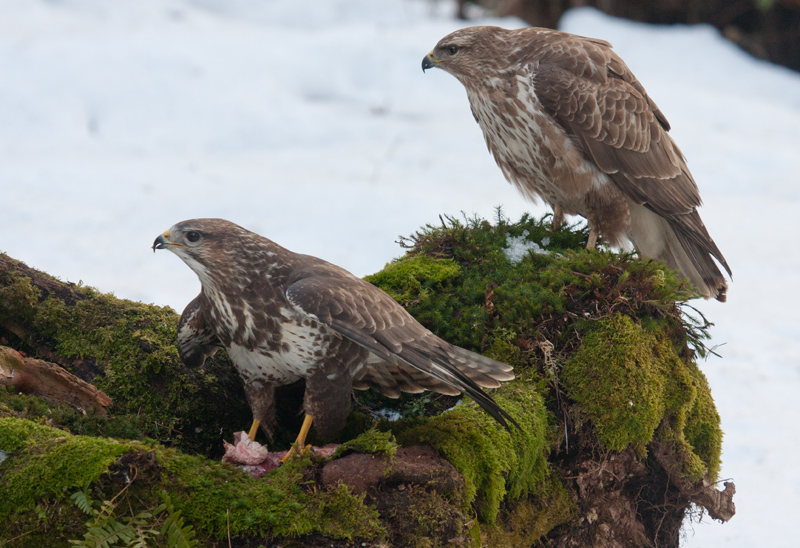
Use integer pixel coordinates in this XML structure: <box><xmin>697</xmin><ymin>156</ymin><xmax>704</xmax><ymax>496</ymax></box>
<box><xmin>153</xmin><ymin>218</ymin><xmax>516</xmax><ymax>452</ymax></box>
<box><xmin>422</xmin><ymin>26</ymin><xmax>731</xmax><ymax>301</ymax></box>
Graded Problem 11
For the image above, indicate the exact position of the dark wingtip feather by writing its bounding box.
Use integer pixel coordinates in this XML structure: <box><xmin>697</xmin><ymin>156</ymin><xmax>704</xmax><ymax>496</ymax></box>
<box><xmin>429</xmin><ymin>354</ymin><xmax>520</xmax><ymax>432</ymax></box>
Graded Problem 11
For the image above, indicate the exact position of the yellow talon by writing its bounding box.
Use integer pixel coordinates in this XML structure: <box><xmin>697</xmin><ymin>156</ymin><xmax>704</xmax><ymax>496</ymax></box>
<box><xmin>281</xmin><ymin>415</ymin><xmax>314</xmax><ymax>462</ymax></box>
<box><xmin>247</xmin><ymin>419</ymin><xmax>260</xmax><ymax>441</ymax></box>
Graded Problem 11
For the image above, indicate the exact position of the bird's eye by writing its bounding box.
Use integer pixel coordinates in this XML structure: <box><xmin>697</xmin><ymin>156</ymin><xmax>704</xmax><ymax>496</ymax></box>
<box><xmin>447</xmin><ymin>45</ymin><xmax>459</xmax><ymax>55</ymax></box>
<box><xmin>186</xmin><ymin>231</ymin><xmax>201</xmax><ymax>243</ymax></box>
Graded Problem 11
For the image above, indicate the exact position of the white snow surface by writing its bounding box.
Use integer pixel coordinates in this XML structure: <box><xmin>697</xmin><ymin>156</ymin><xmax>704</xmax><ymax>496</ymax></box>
<box><xmin>504</xmin><ymin>230</ymin><xmax>550</xmax><ymax>263</ymax></box>
<box><xmin>1</xmin><ymin>1</ymin><xmax>798</xmax><ymax>545</ymax></box>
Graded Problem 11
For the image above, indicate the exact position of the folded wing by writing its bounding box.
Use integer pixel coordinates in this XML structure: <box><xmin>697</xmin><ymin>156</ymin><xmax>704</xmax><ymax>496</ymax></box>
<box><xmin>285</xmin><ymin>261</ymin><xmax>517</xmax><ymax>429</ymax></box>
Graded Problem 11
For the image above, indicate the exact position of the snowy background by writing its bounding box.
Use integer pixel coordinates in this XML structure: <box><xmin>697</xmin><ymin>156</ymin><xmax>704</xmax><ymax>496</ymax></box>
<box><xmin>1</xmin><ymin>0</ymin><xmax>798</xmax><ymax>545</ymax></box>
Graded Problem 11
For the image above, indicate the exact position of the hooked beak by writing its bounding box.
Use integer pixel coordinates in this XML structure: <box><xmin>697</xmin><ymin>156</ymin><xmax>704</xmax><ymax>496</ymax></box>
<box><xmin>421</xmin><ymin>51</ymin><xmax>437</xmax><ymax>72</ymax></box>
<box><xmin>152</xmin><ymin>231</ymin><xmax>171</xmax><ymax>252</ymax></box>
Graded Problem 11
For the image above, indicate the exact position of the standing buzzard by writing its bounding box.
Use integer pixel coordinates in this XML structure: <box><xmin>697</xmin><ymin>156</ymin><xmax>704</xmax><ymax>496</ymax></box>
<box><xmin>422</xmin><ymin>26</ymin><xmax>731</xmax><ymax>301</ymax></box>
<box><xmin>153</xmin><ymin>218</ymin><xmax>516</xmax><ymax>450</ymax></box>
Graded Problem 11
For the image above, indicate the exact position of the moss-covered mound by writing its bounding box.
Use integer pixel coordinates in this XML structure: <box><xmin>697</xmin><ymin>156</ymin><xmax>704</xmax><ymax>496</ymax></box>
<box><xmin>364</xmin><ymin>213</ymin><xmax>719</xmax><ymax>470</ymax></box>
<box><xmin>562</xmin><ymin>312</ymin><xmax>720</xmax><ymax>482</ymax></box>
<box><xmin>362</xmin><ymin>213</ymin><xmax>725</xmax><ymax>544</ymax></box>
<box><xmin>0</xmin><ymin>253</ymin><xmax>252</xmax><ymax>456</ymax></box>
<box><xmin>0</xmin><ymin>213</ymin><xmax>728</xmax><ymax>547</ymax></box>
<box><xmin>0</xmin><ymin>417</ymin><xmax>383</xmax><ymax>546</ymax></box>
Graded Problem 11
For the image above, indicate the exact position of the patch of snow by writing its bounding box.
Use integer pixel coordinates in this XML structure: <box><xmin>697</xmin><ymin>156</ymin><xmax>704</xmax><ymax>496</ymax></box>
<box><xmin>504</xmin><ymin>230</ymin><xmax>550</xmax><ymax>264</ymax></box>
<box><xmin>374</xmin><ymin>408</ymin><xmax>402</xmax><ymax>422</ymax></box>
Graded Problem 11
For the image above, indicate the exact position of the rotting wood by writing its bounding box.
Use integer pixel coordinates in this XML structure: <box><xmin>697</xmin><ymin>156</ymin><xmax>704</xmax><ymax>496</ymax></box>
<box><xmin>0</xmin><ymin>345</ymin><xmax>112</xmax><ymax>414</ymax></box>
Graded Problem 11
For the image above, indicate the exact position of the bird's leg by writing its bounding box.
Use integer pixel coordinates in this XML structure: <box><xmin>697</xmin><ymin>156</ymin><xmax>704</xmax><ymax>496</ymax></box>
<box><xmin>247</xmin><ymin>419</ymin><xmax>261</xmax><ymax>442</ymax></box>
<box><xmin>586</xmin><ymin>224</ymin><xmax>599</xmax><ymax>250</ymax></box>
<box><xmin>551</xmin><ymin>206</ymin><xmax>564</xmax><ymax>233</ymax></box>
<box><xmin>243</xmin><ymin>380</ymin><xmax>275</xmax><ymax>442</ymax></box>
<box><xmin>281</xmin><ymin>414</ymin><xmax>314</xmax><ymax>462</ymax></box>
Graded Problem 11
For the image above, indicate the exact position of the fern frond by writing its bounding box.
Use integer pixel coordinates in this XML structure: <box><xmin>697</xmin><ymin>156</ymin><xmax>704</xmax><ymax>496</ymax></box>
<box><xmin>70</xmin><ymin>520</ymin><xmax>134</xmax><ymax>548</ymax></box>
<box><xmin>69</xmin><ymin>484</ymin><xmax>96</xmax><ymax>516</ymax></box>
<box><xmin>125</xmin><ymin>507</ymin><xmax>161</xmax><ymax>548</ymax></box>
<box><xmin>159</xmin><ymin>492</ymin><xmax>198</xmax><ymax>548</ymax></box>
<box><xmin>92</xmin><ymin>499</ymin><xmax>118</xmax><ymax>524</ymax></box>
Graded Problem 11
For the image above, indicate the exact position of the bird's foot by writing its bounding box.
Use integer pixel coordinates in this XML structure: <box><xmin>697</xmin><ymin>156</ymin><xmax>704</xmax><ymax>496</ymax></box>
<box><xmin>247</xmin><ymin>418</ymin><xmax>261</xmax><ymax>441</ymax></box>
<box><xmin>280</xmin><ymin>414</ymin><xmax>315</xmax><ymax>463</ymax></box>
<box><xmin>280</xmin><ymin>443</ymin><xmax>312</xmax><ymax>463</ymax></box>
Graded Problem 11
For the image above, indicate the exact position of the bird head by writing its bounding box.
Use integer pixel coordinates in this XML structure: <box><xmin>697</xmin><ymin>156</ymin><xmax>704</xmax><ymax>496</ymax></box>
<box><xmin>422</xmin><ymin>26</ymin><xmax>507</xmax><ymax>78</ymax></box>
<box><xmin>153</xmin><ymin>218</ymin><xmax>241</xmax><ymax>283</ymax></box>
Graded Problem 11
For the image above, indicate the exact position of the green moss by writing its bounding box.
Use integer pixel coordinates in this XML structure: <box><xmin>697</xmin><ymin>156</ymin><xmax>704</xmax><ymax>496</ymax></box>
<box><xmin>364</xmin><ymin>254</ymin><xmax>461</xmax><ymax>303</ymax></box>
<box><xmin>482</xmin><ymin>474</ymin><xmax>576</xmax><ymax>547</ymax></box>
<box><xmin>158</xmin><ymin>447</ymin><xmax>384</xmax><ymax>541</ymax></box>
<box><xmin>0</xmin><ymin>389</ymin><xmax>146</xmax><ymax>440</ymax></box>
<box><xmin>0</xmin><ymin>417</ymin><xmax>135</xmax><ymax>519</ymax></box>
<box><xmin>0</xmin><ymin>496</ymin><xmax>86</xmax><ymax>547</ymax></box>
<box><xmin>561</xmin><ymin>314</ymin><xmax>669</xmax><ymax>453</ymax></box>
<box><xmin>333</xmin><ymin>427</ymin><xmax>398</xmax><ymax>458</ymax></box>
<box><xmin>396</xmin><ymin>374</ymin><xmax>550</xmax><ymax>524</ymax></box>
<box><xmin>683</xmin><ymin>365</ymin><xmax>722</xmax><ymax>480</ymax></box>
<box><xmin>0</xmin><ymin>257</ymin><xmax>251</xmax><ymax>455</ymax></box>
<box><xmin>561</xmin><ymin>313</ymin><xmax>721</xmax><ymax>482</ymax></box>
<box><xmin>0</xmin><ymin>418</ymin><xmax>384</xmax><ymax>544</ymax></box>
<box><xmin>398</xmin><ymin>404</ymin><xmax>511</xmax><ymax>524</ymax></box>
<box><xmin>482</xmin><ymin>329</ymin><xmax>527</xmax><ymax>369</ymax></box>
<box><xmin>368</xmin><ymin>214</ymin><xmax>694</xmax><ymax>358</ymax></box>
<box><xmin>384</xmin><ymin>488</ymin><xmax>470</xmax><ymax>548</ymax></box>
<box><xmin>656</xmin><ymin>357</ymin><xmax>721</xmax><ymax>483</ymax></box>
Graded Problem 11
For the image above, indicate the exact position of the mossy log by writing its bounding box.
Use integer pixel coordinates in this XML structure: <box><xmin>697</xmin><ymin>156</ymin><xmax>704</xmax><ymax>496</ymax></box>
<box><xmin>0</xmin><ymin>214</ymin><xmax>734</xmax><ymax>547</ymax></box>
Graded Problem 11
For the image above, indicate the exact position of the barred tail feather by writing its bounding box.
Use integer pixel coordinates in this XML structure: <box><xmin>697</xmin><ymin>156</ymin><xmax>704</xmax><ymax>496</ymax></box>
<box><xmin>628</xmin><ymin>204</ymin><xmax>729</xmax><ymax>302</ymax></box>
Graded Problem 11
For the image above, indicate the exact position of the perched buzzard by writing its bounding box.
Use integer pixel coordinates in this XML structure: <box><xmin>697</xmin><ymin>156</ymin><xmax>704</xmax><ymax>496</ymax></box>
<box><xmin>153</xmin><ymin>218</ymin><xmax>516</xmax><ymax>450</ymax></box>
<box><xmin>423</xmin><ymin>26</ymin><xmax>731</xmax><ymax>301</ymax></box>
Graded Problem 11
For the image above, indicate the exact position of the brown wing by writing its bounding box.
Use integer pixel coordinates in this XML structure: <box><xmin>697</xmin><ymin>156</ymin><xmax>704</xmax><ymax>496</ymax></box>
<box><xmin>177</xmin><ymin>294</ymin><xmax>220</xmax><ymax>368</ymax></box>
<box><xmin>509</xmin><ymin>29</ymin><xmax>671</xmax><ymax>129</ymax></box>
<box><xmin>529</xmin><ymin>42</ymin><xmax>731</xmax><ymax>278</ymax></box>
<box><xmin>284</xmin><ymin>260</ymin><xmax>516</xmax><ymax>429</ymax></box>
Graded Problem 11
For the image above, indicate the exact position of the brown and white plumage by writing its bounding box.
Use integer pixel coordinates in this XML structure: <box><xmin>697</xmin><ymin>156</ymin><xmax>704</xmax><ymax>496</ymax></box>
<box><xmin>153</xmin><ymin>218</ymin><xmax>516</xmax><ymax>445</ymax></box>
<box><xmin>423</xmin><ymin>26</ymin><xmax>731</xmax><ymax>301</ymax></box>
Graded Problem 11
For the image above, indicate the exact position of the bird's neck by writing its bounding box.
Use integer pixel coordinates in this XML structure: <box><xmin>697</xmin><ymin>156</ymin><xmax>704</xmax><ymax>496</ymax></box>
<box><xmin>194</xmin><ymin>243</ymin><xmax>297</xmax><ymax>309</ymax></box>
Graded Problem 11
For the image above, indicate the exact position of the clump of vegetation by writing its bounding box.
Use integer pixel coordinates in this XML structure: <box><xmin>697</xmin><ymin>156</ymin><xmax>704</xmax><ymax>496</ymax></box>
<box><xmin>397</xmin><ymin>373</ymin><xmax>550</xmax><ymax>524</ymax></box>
<box><xmin>362</xmin><ymin>212</ymin><xmax>723</xmax><ymax>542</ymax></box>
<box><xmin>68</xmin><ymin>488</ymin><xmax>198</xmax><ymax>548</ymax></box>
<box><xmin>157</xmin><ymin>445</ymin><xmax>383</xmax><ymax>540</ymax></box>
<box><xmin>0</xmin><ymin>418</ymin><xmax>135</xmax><ymax>520</ymax></box>
<box><xmin>562</xmin><ymin>313</ymin><xmax>680</xmax><ymax>453</ymax></box>
<box><xmin>0</xmin><ymin>213</ymin><xmax>727</xmax><ymax>546</ymax></box>
<box><xmin>0</xmin><ymin>254</ymin><xmax>251</xmax><ymax>456</ymax></box>
<box><xmin>0</xmin><ymin>417</ymin><xmax>384</xmax><ymax>546</ymax></box>
<box><xmin>333</xmin><ymin>427</ymin><xmax>399</xmax><ymax>458</ymax></box>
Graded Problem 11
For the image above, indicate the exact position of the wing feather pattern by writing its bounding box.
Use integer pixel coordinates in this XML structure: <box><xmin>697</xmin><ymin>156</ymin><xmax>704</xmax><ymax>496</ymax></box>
<box><xmin>177</xmin><ymin>294</ymin><xmax>220</xmax><ymax>368</ymax></box>
<box><xmin>425</xmin><ymin>26</ymin><xmax>730</xmax><ymax>299</ymax></box>
<box><xmin>285</xmin><ymin>261</ymin><xmax>517</xmax><ymax>429</ymax></box>
<box><xmin>530</xmin><ymin>48</ymin><xmax>732</xmax><ymax>288</ymax></box>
